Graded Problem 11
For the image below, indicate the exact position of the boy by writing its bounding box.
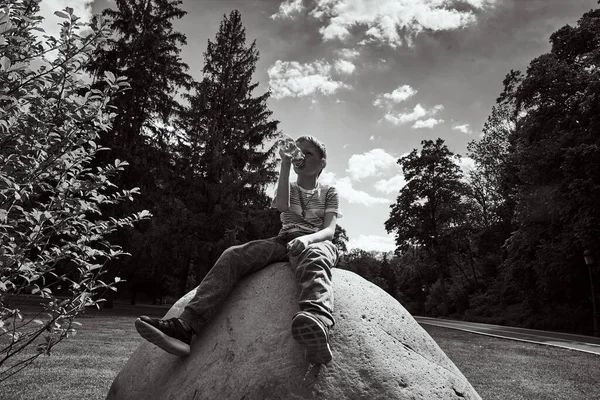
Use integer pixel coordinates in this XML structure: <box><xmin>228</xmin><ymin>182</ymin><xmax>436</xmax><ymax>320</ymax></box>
<box><xmin>135</xmin><ymin>136</ymin><xmax>342</xmax><ymax>364</ymax></box>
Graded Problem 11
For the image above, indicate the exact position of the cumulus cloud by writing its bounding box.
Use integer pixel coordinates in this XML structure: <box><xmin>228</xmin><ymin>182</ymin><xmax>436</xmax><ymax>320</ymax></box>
<box><xmin>346</xmin><ymin>148</ymin><xmax>398</xmax><ymax>181</ymax></box>
<box><xmin>455</xmin><ymin>156</ymin><xmax>475</xmax><ymax>177</ymax></box>
<box><xmin>283</xmin><ymin>0</ymin><xmax>500</xmax><ymax>48</ymax></box>
<box><xmin>373</xmin><ymin>84</ymin><xmax>417</xmax><ymax>107</ymax></box>
<box><xmin>453</xmin><ymin>123</ymin><xmax>471</xmax><ymax>134</ymax></box>
<box><xmin>271</xmin><ymin>0</ymin><xmax>304</xmax><ymax>19</ymax></box>
<box><xmin>320</xmin><ymin>172</ymin><xmax>390</xmax><ymax>206</ymax></box>
<box><xmin>268</xmin><ymin>60</ymin><xmax>351</xmax><ymax>99</ymax></box>
<box><xmin>348</xmin><ymin>234</ymin><xmax>396</xmax><ymax>252</ymax></box>
<box><xmin>412</xmin><ymin>118</ymin><xmax>444</xmax><ymax>129</ymax></box>
<box><xmin>334</xmin><ymin>48</ymin><xmax>360</xmax><ymax>60</ymax></box>
<box><xmin>374</xmin><ymin>174</ymin><xmax>406</xmax><ymax>194</ymax></box>
<box><xmin>334</xmin><ymin>59</ymin><xmax>356</xmax><ymax>74</ymax></box>
<box><xmin>384</xmin><ymin>103</ymin><xmax>443</xmax><ymax>125</ymax></box>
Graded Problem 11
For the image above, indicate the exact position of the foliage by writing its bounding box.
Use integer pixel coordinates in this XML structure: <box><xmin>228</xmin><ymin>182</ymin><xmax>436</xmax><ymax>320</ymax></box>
<box><xmin>0</xmin><ymin>0</ymin><xmax>148</xmax><ymax>380</ymax></box>
<box><xmin>500</xmin><ymin>6</ymin><xmax>600</xmax><ymax>315</ymax></box>
<box><xmin>332</xmin><ymin>224</ymin><xmax>349</xmax><ymax>254</ymax></box>
<box><xmin>176</xmin><ymin>10</ymin><xmax>281</xmax><ymax>281</ymax></box>
<box><xmin>386</xmin><ymin>139</ymin><xmax>468</xmax><ymax>254</ymax></box>
<box><xmin>85</xmin><ymin>0</ymin><xmax>197</xmax><ymax>299</ymax></box>
<box><xmin>87</xmin><ymin>0</ymin><xmax>192</xmax><ymax>147</ymax></box>
<box><xmin>466</xmin><ymin>80</ymin><xmax>520</xmax><ymax>228</ymax></box>
<box><xmin>375</xmin><ymin>4</ymin><xmax>600</xmax><ymax>333</ymax></box>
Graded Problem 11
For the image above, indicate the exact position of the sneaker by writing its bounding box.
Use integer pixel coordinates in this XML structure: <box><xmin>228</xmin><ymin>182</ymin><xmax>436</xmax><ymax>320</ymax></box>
<box><xmin>291</xmin><ymin>311</ymin><xmax>332</xmax><ymax>364</ymax></box>
<box><xmin>135</xmin><ymin>316</ymin><xmax>193</xmax><ymax>356</ymax></box>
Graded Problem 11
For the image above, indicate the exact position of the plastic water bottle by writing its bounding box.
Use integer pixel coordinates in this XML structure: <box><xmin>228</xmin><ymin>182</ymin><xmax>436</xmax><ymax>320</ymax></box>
<box><xmin>277</xmin><ymin>135</ymin><xmax>305</xmax><ymax>167</ymax></box>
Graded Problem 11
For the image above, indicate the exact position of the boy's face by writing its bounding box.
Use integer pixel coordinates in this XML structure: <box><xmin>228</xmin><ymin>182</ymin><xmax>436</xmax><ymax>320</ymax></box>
<box><xmin>293</xmin><ymin>139</ymin><xmax>325</xmax><ymax>177</ymax></box>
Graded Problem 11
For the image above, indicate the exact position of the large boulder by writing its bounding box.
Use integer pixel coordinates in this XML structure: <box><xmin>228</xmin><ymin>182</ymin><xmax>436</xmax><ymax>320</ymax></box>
<box><xmin>107</xmin><ymin>263</ymin><xmax>481</xmax><ymax>400</ymax></box>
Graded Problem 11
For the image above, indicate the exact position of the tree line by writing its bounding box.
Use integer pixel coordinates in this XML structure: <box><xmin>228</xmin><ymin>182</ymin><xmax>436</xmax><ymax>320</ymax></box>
<box><xmin>346</xmin><ymin>3</ymin><xmax>600</xmax><ymax>335</ymax></box>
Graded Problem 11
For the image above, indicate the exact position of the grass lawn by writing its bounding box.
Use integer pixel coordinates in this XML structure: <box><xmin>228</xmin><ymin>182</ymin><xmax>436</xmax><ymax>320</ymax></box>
<box><xmin>1</xmin><ymin>305</ymin><xmax>599</xmax><ymax>400</ymax></box>
<box><xmin>0</xmin><ymin>303</ymin><xmax>167</xmax><ymax>400</ymax></box>
<box><xmin>422</xmin><ymin>325</ymin><xmax>600</xmax><ymax>400</ymax></box>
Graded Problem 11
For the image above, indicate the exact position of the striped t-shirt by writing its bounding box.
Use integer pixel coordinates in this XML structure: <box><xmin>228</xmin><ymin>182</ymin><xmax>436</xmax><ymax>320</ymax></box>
<box><xmin>272</xmin><ymin>182</ymin><xmax>343</xmax><ymax>234</ymax></box>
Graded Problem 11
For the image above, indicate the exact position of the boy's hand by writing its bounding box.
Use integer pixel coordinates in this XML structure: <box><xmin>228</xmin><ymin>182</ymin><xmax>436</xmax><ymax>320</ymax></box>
<box><xmin>287</xmin><ymin>236</ymin><xmax>311</xmax><ymax>256</ymax></box>
<box><xmin>279</xmin><ymin>148</ymin><xmax>292</xmax><ymax>165</ymax></box>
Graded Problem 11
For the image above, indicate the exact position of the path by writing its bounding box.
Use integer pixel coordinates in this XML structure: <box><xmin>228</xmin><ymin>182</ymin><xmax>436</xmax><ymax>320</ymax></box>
<box><xmin>415</xmin><ymin>316</ymin><xmax>600</xmax><ymax>356</ymax></box>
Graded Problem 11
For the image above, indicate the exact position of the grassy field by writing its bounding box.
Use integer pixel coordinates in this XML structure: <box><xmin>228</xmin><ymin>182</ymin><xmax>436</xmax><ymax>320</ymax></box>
<box><xmin>421</xmin><ymin>325</ymin><xmax>600</xmax><ymax>400</ymax></box>
<box><xmin>1</xmin><ymin>304</ymin><xmax>599</xmax><ymax>400</ymax></box>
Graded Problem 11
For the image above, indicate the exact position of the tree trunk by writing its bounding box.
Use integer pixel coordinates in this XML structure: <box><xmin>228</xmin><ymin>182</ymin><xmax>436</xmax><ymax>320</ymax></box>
<box><xmin>439</xmin><ymin>272</ymin><xmax>449</xmax><ymax>316</ymax></box>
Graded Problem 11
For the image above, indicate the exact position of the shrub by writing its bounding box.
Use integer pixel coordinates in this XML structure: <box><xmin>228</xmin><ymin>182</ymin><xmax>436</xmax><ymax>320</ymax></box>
<box><xmin>0</xmin><ymin>1</ymin><xmax>149</xmax><ymax>381</ymax></box>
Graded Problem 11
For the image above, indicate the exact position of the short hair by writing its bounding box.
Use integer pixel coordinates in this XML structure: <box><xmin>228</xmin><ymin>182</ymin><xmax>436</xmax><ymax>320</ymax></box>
<box><xmin>296</xmin><ymin>135</ymin><xmax>327</xmax><ymax>159</ymax></box>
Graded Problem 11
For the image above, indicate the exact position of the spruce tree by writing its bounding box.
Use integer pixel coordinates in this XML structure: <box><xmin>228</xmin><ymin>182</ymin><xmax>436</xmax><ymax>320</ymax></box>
<box><xmin>88</xmin><ymin>0</ymin><xmax>192</xmax><ymax>149</ymax></box>
<box><xmin>85</xmin><ymin>0</ymin><xmax>196</xmax><ymax>301</ymax></box>
<box><xmin>178</xmin><ymin>10</ymin><xmax>280</xmax><ymax>279</ymax></box>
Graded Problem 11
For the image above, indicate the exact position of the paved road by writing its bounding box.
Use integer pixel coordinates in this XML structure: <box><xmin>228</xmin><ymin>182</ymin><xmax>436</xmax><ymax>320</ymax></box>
<box><xmin>415</xmin><ymin>316</ymin><xmax>600</xmax><ymax>356</ymax></box>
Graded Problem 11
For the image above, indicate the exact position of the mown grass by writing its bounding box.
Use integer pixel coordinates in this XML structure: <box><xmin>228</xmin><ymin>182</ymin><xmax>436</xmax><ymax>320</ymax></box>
<box><xmin>1</xmin><ymin>305</ymin><xmax>598</xmax><ymax>400</ymax></box>
<box><xmin>422</xmin><ymin>325</ymin><xmax>600</xmax><ymax>400</ymax></box>
<box><xmin>0</xmin><ymin>304</ymin><xmax>166</xmax><ymax>400</ymax></box>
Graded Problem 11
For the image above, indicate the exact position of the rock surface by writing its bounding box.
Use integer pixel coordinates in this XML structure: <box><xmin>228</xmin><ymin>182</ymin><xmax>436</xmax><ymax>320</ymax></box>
<box><xmin>107</xmin><ymin>263</ymin><xmax>481</xmax><ymax>400</ymax></box>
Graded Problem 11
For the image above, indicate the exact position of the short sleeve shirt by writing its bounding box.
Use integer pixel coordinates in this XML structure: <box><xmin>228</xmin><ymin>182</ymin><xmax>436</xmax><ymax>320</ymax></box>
<box><xmin>272</xmin><ymin>182</ymin><xmax>343</xmax><ymax>234</ymax></box>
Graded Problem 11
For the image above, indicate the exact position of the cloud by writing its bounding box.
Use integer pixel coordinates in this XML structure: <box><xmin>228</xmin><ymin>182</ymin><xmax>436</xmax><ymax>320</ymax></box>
<box><xmin>374</xmin><ymin>174</ymin><xmax>406</xmax><ymax>194</ymax></box>
<box><xmin>412</xmin><ymin>118</ymin><xmax>444</xmax><ymax>129</ymax></box>
<box><xmin>287</xmin><ymin>0</ymin><xmax>499</xmax><ymax>48</ymax></box>
<box><xmin>455</xmin><ymin>156</ymin><xmax>475</xmax><ymax>177</ymax></box>
<box><xmin>334</xmin><ymin>48</ymin><xmax>360</xmax><ymax>60</ymax></box>
<box><xmin>348</xmin><ymin>234</ymin><xmax>396</xmax><ymax>252</ymax></box>
<box><xmin>268</xmin><ymin>60</ymin><xmax>351</xmax><ymax>99</ymax></box>
<box><xmin>271</xmin><ymin>0</ymin><xmax>304</xmax><ymax>19</ymax></box>
<box><xmin>384</xmin><ymin>103</ymin><xmax>443</xmax><ymax>125</ymax></box>
<box><xmin>320</xmin><ymin>172</ymin><xmax>390</xmax><ymax>206</ymax></box>
<box><xmin>374</xmin><ymin>84</ymin><xmax>417</xmax><ymax>107</ymax></box>
<box><xmin>38</xmin><ymin>0</ymin><xmax>95</xmax><ymax>38</ymax></box>
<box><xmin>346</xmin><ymin>148</ymin><xmax>398</xmax><ymax>181</ymax></box>
<box><xmin>453</xmin><ymin>123</ymin><xmax>471</xmax><ymax>134</ymax></box>
<box><xmin>334</xmin><ymin>59</ymin><xmax>356</xmax><ymax>74</ymax></box>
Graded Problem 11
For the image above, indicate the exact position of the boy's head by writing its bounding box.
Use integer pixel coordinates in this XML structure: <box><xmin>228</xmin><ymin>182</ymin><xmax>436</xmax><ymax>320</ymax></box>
<box><xmin>295</xmin><ymin>135</ymin><xmax>327</xmax><ymax>177</ymax></box>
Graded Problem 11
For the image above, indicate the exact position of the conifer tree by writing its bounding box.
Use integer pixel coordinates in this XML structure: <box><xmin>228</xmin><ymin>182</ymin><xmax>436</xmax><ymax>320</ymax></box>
<box><xmin>85</xmin><ymin>0</ymin><xmax>195</xmax><ymax>300</ymax></box>
<box><xmin>177</xmin><ymin>10</ymin><xmax>280</xmax><ymax>278</ymax></box>
<box><xmin>88</xmin><ymin>0</ymin><xmax>192</xmax><ymax>150</ymax></box>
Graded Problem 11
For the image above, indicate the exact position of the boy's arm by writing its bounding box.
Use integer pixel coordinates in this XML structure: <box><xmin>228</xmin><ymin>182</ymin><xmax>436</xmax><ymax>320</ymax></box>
<box><xmin>302</xmin><ymin>212</ymin><xmax>337</xmax><ymax>244</ymax></box>
<box><xmin>287</xmin><ymin>213</ymin><xmax>337</xmax><ymax>255</ymax></box>
<box><xmin>274</xmin><ymin>154</ymin><xmax>292</xmax><ymax>212</ymax></box>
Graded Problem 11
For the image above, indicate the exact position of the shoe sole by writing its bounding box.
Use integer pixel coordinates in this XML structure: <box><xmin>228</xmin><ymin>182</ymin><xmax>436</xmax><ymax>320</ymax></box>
<box><xmin>135</xmin><ymin>318</ymin><xmax>191</xmax><ymax>356</ymax></box>
<box><xmin>291</xmin><ymin>313</ymin><xmax>332</xmax><ymax>364</ymax></box>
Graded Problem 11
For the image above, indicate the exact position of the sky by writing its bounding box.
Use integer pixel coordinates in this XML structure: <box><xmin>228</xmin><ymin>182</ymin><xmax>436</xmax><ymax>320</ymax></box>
<box><xmin>38</xmin><ymin>0</ymin><xmax>599</xmax><ymax>252</ymax></box>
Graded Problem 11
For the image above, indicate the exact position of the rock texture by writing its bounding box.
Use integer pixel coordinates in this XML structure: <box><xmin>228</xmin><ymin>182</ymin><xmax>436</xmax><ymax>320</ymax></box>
<box><xmin>107</xmin><ymin>263</ymin><xmax>481</xmax><ymax>400</ymax></box>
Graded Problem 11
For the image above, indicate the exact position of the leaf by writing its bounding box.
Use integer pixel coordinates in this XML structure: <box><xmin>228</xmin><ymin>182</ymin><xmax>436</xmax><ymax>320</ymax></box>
<box><xmin>0</xmin><ymin>55</ymin><xmax>10</xmax><ymax>72</ymax></box>
<box><xmin>8</xmin><ymin>62</ymin><xmax>28</xmax><ymax>72</ymax></box>
<box><xmin>54</xmin><ymin>11</ymin><xmax>69</xmax><ymax>19</ymax></box>
<box><xmin>104</xmin><ymin>70</ymin><xmax>115</xmax><ymax>83</ymax></box>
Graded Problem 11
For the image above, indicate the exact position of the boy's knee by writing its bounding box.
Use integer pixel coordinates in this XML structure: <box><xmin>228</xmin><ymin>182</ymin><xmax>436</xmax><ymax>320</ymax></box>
<box><xmin>221</xmin><ymin>244</ymin><xmax>242</xmax><ymax>259</ymax></box>
<box><xmin>300</xmin><ymin>241</ymin><xmax>338</xmax><ymax>264</ymax></box>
